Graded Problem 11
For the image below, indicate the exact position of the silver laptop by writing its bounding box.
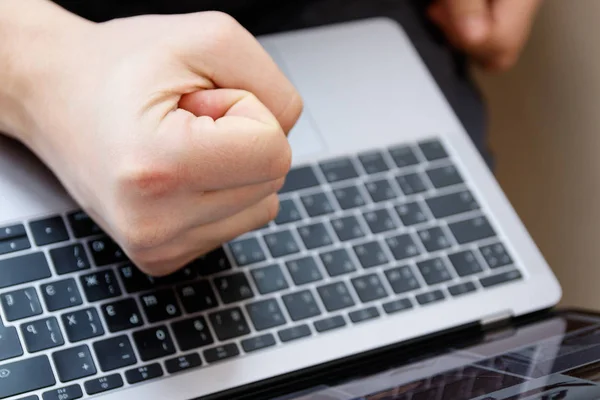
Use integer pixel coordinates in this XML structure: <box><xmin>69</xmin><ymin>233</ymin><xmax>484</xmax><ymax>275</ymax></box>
<box><xmin>0</xmin><ymin>17</ymin><xmax>561</xmax><ymax>400</ymax></box>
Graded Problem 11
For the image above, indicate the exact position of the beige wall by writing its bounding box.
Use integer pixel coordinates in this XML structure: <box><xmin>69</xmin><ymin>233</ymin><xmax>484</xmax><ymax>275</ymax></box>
<box><xmin>474</xmin><ymin>0</ymin><xmax>600</xmax><ymax>308</ymax></box>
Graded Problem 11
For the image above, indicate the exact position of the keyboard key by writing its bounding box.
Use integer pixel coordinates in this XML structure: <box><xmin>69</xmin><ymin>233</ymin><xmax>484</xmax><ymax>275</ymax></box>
<box><xmin>349</xmin><ymin>306</ymin><xmax>380</xmax><ymax>323</ymax></box>
<box><xmin>280</xmin><ymin>166</ymin><xmax>320</xmax><ymax>194</ymax></box>
<box><xmin>385</xmin><ymin>266</ymin><xmax>421</xmax><ymax>294</ymax></box>
<box><xmin>93</xmin><ymin>335</ymin><xmax>136</xmax><ymax>371</ymax></box>
<box><xmin>317</xmin><ymin>282</ymin><xmax>355</xmax><ymax>312</ymax></box>
<box><xmin>165</xmin><ymin>353</ymin><xmax>202</xmax><ymax>374</ymax></box>
<box><xmin>383</xmin><ymin>298</ymin><xmax>413</xmax><ymax>314</ymax></box>
<box><xmin>80</xmin><ymin>270</ymin><xmax>121</xmax><ymax>302</ymax></box>
<box><xmin>84</xmin><ymin>374</ymin><xmax>123</xmax><ymax>396</ymax></box>
<box><xmin>319</xmin><ymin>157</ymin><xmax>359</xmax><ymax>183</ymax></box>
<box><xmin>426</xmin><ymin>190</ymin><xmax>479</xmax><ymax>219</ymax></box>
<box><xmin>214</xmin><ymin>273</ymin><xmax>254</xmax><ymax>304</ymax></box>
<box><xmin>283</xmin><ymin>290</ymin><xmax>322</xmax><ymax>321</ymax></box>
<box><xmin>22</xmin><ymin>317</ymin><xmax>64</xmax><ymax>352</ymax></box>
<box><xmin>242</xmin><ymin>334</ymin><xmax>276</xmax><ymax>353</ymax></box>
<box><xmin>301</xmin><ymin>192</ymin><xmax>335</xmax><ymax>217</ymax></box>
<box><xmin>229</xmin><ymin>237</ymin><xmax>266</xmax><ymax>266</ymax></box>
<box><xmin>389</xmin><ymin>145</ymin><xmax>420</xmax><ymax>168</ymax></box>
<box><xmin>140</xmin><ymin>289</ymin><xmax>181</xmax><ymax>323</ymax></box>
<box><xmin>363</xmin><ymin>209</ymin><xmax>397</xmax><ymax>234</ymax></box>
<box><xmin>117</xmin><ymin>263</ymin><xmax>155</xmax><ymax>293</ymax></box>
<box><xmin>246</xmin><ymin>299</ymin><xmax>286</xmax><ymax>331</ymax></box>
<box><xmin>359</xmin><ymin>151</ymin><xmax>389</xmax><ymax>174</ymax></box>
<box><xmin>298</xmin><ymin>223</ymin><xmax>333</xmax><ymax>249</ymax></box>
<box><xmin>30</xmin><ymin>216</ymin><xmax>69</xmax><ymax>246</ymax></box>
<box><xmin>125</xmin><ymin>363</ymin><xmax>164</xmax><ymax>384</ymax></box>
<box><xmin>480</xmin><ymin>270</ymin><xmax>523</xmax><ymax>288</ymax></box>
<box><xmin>419</xmin><ymin>139</ymin><xmax>448</xmax><ymax>161</ymax></box>
<box><xmin>16</xmin><ymin>395</ymin><xmax>38</xmax><ymax>400</ymax></box>
<box><xmin>480</xmin><ymin>242</ymin><xmax>513</xmax><ymax>269</ymax></box>
<box><xmin>449</xmin><ymin>250</ymin><xmax>484</xmax><ymax>277</ymax></box>
<box><xmin>365</xmin><ymin>179</ymin><xmax>397</xmax><ymax>202</ymax></box>
<box><xmin>209</xmin><ymin>308</ymin><xmax>251</xmax><ymax>341</ymax></box>
<box><xmin>251</xmin><ymin>264</ymin><xmax>289</xmax><ymax>294</ymax></box>
<box><xmin>314</xmin><ymin>315</ymin><xmax>346</xmax><ymax>333</ymax></box>
<box><xmin>0</xmin><ymin>236</ymin><xmax>30</xmax><ymax>255</ymax></box>
<box><xmin>278</xmin><ymin>324</ymin><xmax>311</xmax><ymax>343</ymax></box>
<box><xmin>1</xmin><ymin>287</ymin><xmax>42</xmax><ymax>321</ymax></box>
<box><xmin>426</xmin><ymin>164</ymin><xmax>464</xmax><ymax>188</ymax></box>
<box><xmin>320</xmin><ymin>249</ymin><xmax>356</xmax><ymax>277</ymax></box>
<box><xmin>0</xmin><ymin>252</ymin><xmax>51</xmax><ymax>289</ymax></box>
<box><xmin>53</xmin><ymin>345</ymin><xmax>97</xmax><ymax>382</ymax></box>
<box><xmin>101</xmin><ymin>298</ymin><xmax>143</xmax><ymax>332</ymax></box>
<box><xmin>0</xmin><ymin>355</ymin><xmax>55</xmax><ymax>398</ymax></box>
<box><xmin>448</xmin><ymin>281</ymin><xmax>477</xmax><ymax>297</ymax></box>
<box><xmin>204</xmin><ymin>343</ymin><xmax>240</xmax><ymax>363</ymax></box>
<box><xmin>171</xmin><ymin>316</ymin><xmax>214</xmax><ymax>351</ymax></box>
<box><xmin>449</xmin><ymin>216</ymin><xmax>496</xmax><ymax>244</ymax></box>
<box><xmin>42</xmin><ymin>279</ymin><xmax>82</xmax><ymax>312</ymax></box>
<box><xmin>177</xmin><ymin>281</ymin><xmax>219</xmax><ymax>313</ymax></box>
<box><xmin>275</xmin><ymin>199</ymin><xmax>302</xmax><ymax>225</ymax></box>
<box><xmin>417</xmin><ymin>258</ymin><xmax>452</xmax><ymax>285</ymax></box>
<box><xmin>331</xmin><ymin>216</ymin><xmax>365</xmax><ymax>242</ymax></box>
<box><xmin>351</xmin><ymin>274</ymin><xmax>388</xmax><ymax>302</ymax></box>
<box><xmin>418</xmin><ymin>226</ymin><xmax>452</xmax><ymax>252</ymax></box>
<box><xmin>42</xmin><ymin>384</ymin><xmax>83</xmax><ymax>400</ymax></box>
<box><xmin>333</xmin><ymin>185</ymin><xmax>367</xmax><ymax>210</ymax></box>
<box><xmin>67</xmin><ymin>211</ymin><xmax>103</xmax><ymax>238</ymax></box>
<box><xmin>264</xmin><ymin>230</ymin><xmax>300</xmax><ymax>258</ymax></box>
<box><xmin>416</xmin><ymin>289</ymin><xmax>446</xmax><ymax>305</ymax></box>
<box><xmin>0</xmin><ymin>325</ymin><xmax>23</xmax><ymax>361</ymax></box>
<box><xmin>62</xmin><ymin>308</ymin><xmax>104</xmax><ymax>342</ymax></box>
<box><xmin>50</xmin><ymin>244</ymin><xmax>90</xmax><ymax>275</ymax></box>
<box><xmin>154</xmin><ymin>265</ymin><xmax>197</xmax><ymax>286</ymax></box>
<box><xmin>286</xmin><ymin>257</ymin><xmax>323</xmax><ymax>285</ymax></box>
<box><xmin>0</xmin><ymin>223</ymin><xmax>26</xmax><ymax>241</ymax></box>
<box><xmin>395</xmin><ymin>201</ymin><xmax>429</xmax><ymax>226</ymax></box>
<box><xmin>133</xmin><ymin>326</ymin><xmax>176</xmax><ymax>361</ymax></box>
<box><xmin>354</xmin><ymin>241</ymin><xmax>388</xmax><ymax>268</ymax></box>
<box><xmin>396</xmin><ymin>172</ymin><xmax>429</xmax><ymax>195</ymax></box>
<box><xmin>385</xmin><ymin>234</ymin><xmax>420</xmax><ymax>261</ymax></box>
<box><xmin>88</xmin><ymin>236</ymin><xmax>127</xmax><ymax>266</ymax></box>
<box><xmin>195</xmin><ymin>247</ymin><xmax>233</xmax><ymax>276</ymax></box>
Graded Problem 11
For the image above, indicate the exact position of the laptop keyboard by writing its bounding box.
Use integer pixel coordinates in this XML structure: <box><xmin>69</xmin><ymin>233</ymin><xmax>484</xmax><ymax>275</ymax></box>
<box><xmin>0</xmin><ymin>138</ymin><xmax>524</xmax><ymax>399</ymax></box>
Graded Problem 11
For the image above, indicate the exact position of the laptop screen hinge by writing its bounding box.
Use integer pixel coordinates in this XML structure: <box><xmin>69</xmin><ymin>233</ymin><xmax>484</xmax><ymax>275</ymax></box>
<box><xmin>480</xmin><ymin>310</ymin><xmax>513</xmax><ymax>330</ymax></box>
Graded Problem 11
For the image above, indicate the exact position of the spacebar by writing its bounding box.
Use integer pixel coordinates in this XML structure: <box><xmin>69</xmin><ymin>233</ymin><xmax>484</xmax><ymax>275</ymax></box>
<box><xmin>0</xmin><ymin>355</ymin><xmax>56</xmax><ymax>399</ymax></box>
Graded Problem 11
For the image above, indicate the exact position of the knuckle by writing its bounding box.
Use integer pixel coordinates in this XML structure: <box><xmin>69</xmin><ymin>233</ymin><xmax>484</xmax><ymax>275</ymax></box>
<box><xmin>265</xmin><ymin>194</ymin><xmax>281</xmax><ymax>223</ymax></box>
<box><xmin>264</xmin><ymin>133</ymin><xmax>292</xmax><ymax>180</ymax></box>
<box><xmin>202</xmin><ymin>11</ymin><xmax>243</xmax><ymax>49</ymax></box>
<box><xmin>117</xmin><ymin>160</ymin><xmax>182</xmax><ymax>199</ymax></box>
<box><xmin>270</xmin><ymin>177</ymin><xmax>286</xmax><ymax>193</ymax></box>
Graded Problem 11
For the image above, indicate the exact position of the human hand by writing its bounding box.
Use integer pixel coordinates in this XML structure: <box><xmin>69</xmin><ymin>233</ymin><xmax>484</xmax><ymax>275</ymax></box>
<box><xmin>428</xmin><ymin>0</ymin><xmax>543</xmax><ymax>71</ymax></box>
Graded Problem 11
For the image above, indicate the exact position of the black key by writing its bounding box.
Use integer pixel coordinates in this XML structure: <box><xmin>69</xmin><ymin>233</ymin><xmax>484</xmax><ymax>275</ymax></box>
<box><xmin>22</xmin><ymin>317</ymin><xmax>64</xmax><ymax>352</ymax></box>
<box><xmin>449</xmin><ymin>216</ymin><xmax>496</xmax><ymax>244</ymax></box>
<box><xmin>88</xmin><ymin>236</ymin><xmax>126</xmax><ymax>266</ymax></box>
<box><xmin>359</xmin><ymin>151</ymin><xmax>389</xmax><ymax>174</ymax></box>
<box><xmin>155</xmin><ymin>265</ymin><xmax>197</xmax><ymax>286</ymax></box>
<box><xmin>275</xmin><ymin>199</ymin><xmax>302</xmax><ymax>225</ymax></box>
<box><xmin>426</xmin><ymin>164</ymin><xmax>464</xmax><ymax>188</ymax></box>
<box><xmin>204</xmin><ymin>343</ymin><xmax>240</xmax><ymax>363</ymax></box>
<box><xmin>0</xmin><ymin>252</ymin><xmax>51</xmax><ymax>289</ymax></box>
<box><xmin>241</xmin><ymin>334</ymin><xmax>276</xmax><ymax>353</ymax></box>
<box><xmin>0</xmin><ymin>236</ymin><xmax>31</xmax><ymax>255</ymax></box>
<box><xmin>93</xmin><ymin>335</ymin><xmax>136</xmax><ymax>371</ymax></box>
<box><xmin>209</xmin><ymin>307</ymin><xmax>251</xmax><ymax>341</ymax></box>
<box><xmin>353</xmin><ymin>241</ymin><xmax>388</xmax><ymax>268</ymax></box>
<box><xmin>426</xmin><ymin>190</ymin><xmax>479</xmax><ymax>219</ymax></box>
<box><xmin>101</xmin><ymin>299</ymin><xmax>143</xmax><ymax>332</ymax></box>
<box><xmin>171</xmin><ymin>316</ymin><xmax>214</xmax><ymax>351</ymax></box>
<box><xmin>42</xmin><ymin>279</ymin><xmax>83</xmax><ymax>312</ymax></box>
<box><xmin>62</xmin><ymin>308</ymin><xmax>104</xmax><ymax>342</ymax></box>
<box><xmin>264</xmin><ymin>230</ymin><xmax>300</xmax><ymax>258</ymax></box>
<box><xmin>389</xmin><ymin>145</ymin><xmax>420</xmax><ymax>168</ymax></box>
<box><xmin>396</xmin><ymin>202</ymin><xmax>429</xmax><ymax>226</ymax></box>
<box><xmin>125</xmin><ymin>363</ymin><xmax>164</xmax><ymax>384</ymax></box>
<box><xmin>319</xmin><ymin>157</ymin><xmax>359</xmax><ymax>183</ymax></box>
<box><xmin>301</xmin><ymin>192</ymin><xmax>335</xmax><ymax>217</ymax></box>
<box><xmin>53</xmin><ymin>345</ymin><xmax>97</xmax><ymax>382</ymax></box>
<box><xmin>165</xmin><ymin>353</ymin><xmax>202</xmax><ymax>374</ymax></box>
<box><xmin>396</xmin><ymin>172</ymin><xmax>429</xmax><ymax>195</ymax></box>
<box><xmin>286</xmin><ymin>257</ymin><xmax>323</xmax><ymax>285</ymax></box>
<box><xmin>449</xmin><ymin>250</ymin><xmax>484</xmax><ymax>277</ymax></box>
<box><xmin>349</xmin><ymin>306</ymin><xmax>380</xmax><ymax>323</ymax></box>
<box><xmin>228</xmin><ymin>237</ymin><xmax>266</xmax><ymax>266</ymax></box>
<box><xmin>385</xmin><ymin>234</ymin><xmax>420</xmax><ymax>261</ymax></box>
<box><xmin>194</xmin><ymin>247</ymin><xmax>232</xmax><ymax>276</ymax></box>
<box><xmin>30</xmin><ymin>216</ymin><xmax>69</xmax><ymax>246</ymax></box>
<box><xmin>140</xmin><ymin>290</ymin><xmax>181</xmax><ymax>323</ymax></box>
<box><xmin>67</xmin><ymin>211</ymin><xmax>103</xmax><ymax>238</ymax></box>
<box><xmin>480</xmin><ymin>242</ymin><xmax>513</xmax><ymax>269</ymax></box>
<box><xmin>418</xmin><ymin>226</ymin><xmax>452</xmax><ymax>252</ymax></box>
<box><xmin>133</xmin><ymin>326</ymin><xmax>176</xmax><ymax>361</ymax></box>
<box><xmin>251</xmin><ymin>264</ymin><xmax>289</xmax><ymax>294</ymax></box>
<box><xmin>1</xmin><ymin>287</ymin><xmax>43</xmax><ymax>321</ymax></box>
<box><xmin>365</xmin><ymin>179</ymin><xmax>397</xmax><ymax>203</ymax></box>
<box><xmin>331</xmin><ymin>216</ymin><xmax>365</xmax><ymax>242</ymax></box>
<box><xmin>363</xmin><ymin>209</ymin><xmax>397</xmax><ymax>234</ymax></box>
<box><xmin>0</xmin><ymin>223</ymin><xmax>26</xmax><ymax>241</ymax></box>
<box><xmin>279</xmin><ymin>166</ymin><xmax>320</xmax><ymax>194</ymax></box>
<box><xmin>246</xmin><ymin>299</ymin><xmax>286</xmax><ymax>331</ymax></box>
<box><xmin>80</xmin><ymin>270</ymin><xmax>121</xmax><ymax>302</ymax></box>
<box><xmin>278</xmin><ymin>324</ymin><xmax>311</xmax><ymax>343</ymax></box>
<box><xmin>385</xmin><ymin>266</ymin><xmax>421</xmax><ymax>294</ymax></box>
<box><xmin>417</xmin><ymin>258</ymin><xmax>452</xmax><ymax>285</ymax></box>
<box><xmin>419</xmin><ymin>139</ymin><xmax>448</xmax><ymax>161</ymax></box>
<box><xmin>50</xmin><ymin>244</ymin><xmax>91</xmax><ymax>275</ymax></box>
<box><xmin>317</xmin><ymin>282</ymin><xmax>355</xmax><ymax>312</ymax></box>
<box><xmin>42</xmin><ymin>385</ymin><xmax>83</xmax><ymax>400</ymax></box>
<box><xmin>282</xmin><ymin>290</ymin><xmax>321</xmax><ymax>321</ymax></box>
<box><xmin>117</xmin><ymin>263</ymin><xmax>155</xmax><ymax>293</ymax></box>
<box><xmin>84</xmin><ymin>374</ymin><xmax>123</xmax><ymax>395</ymax></box>
<box><xmin>314</xmin><ymin>315</ymin><xmax>346</xmax><ymax>333</ymax></box>
<box><xmin>0</xmin><ymin>325</ymin><xmax>23</xmax><ymax>362</ymax></box>
<box><xmin>297</xmin><ymin>223</ymin><xmax>333</xmax><ymax>249</ymax></box>
<box><xmin>383</xmin><ymin>298</ymin><xmax>413</xmax><ymax>314</ymax></box>
<box><xmin>351</xmin><ymin>274</ymin><xmax>388</xmax><ymax>302</ymax></box>
<box><xmin>333</xmin><ymin>186</ymin><xmax>367</xmax><ymax>210</ymax></box>
<box><xmin>448</xmin><ymin>281</ymin><xmax>477</xmax><ymax>297</ymax></box>
<box><xmin>177</xmin><ymin>281</ymin><xmax>219</xmax><ymax>313</ymax></box>
<box><xmin>416</xmin><ymin>289</ymin><xmax>445</xmax><ymax>305</ymax></box>
<box><xmin>214</xmin><ymin>273</ymin><xmax>254</xmax><ymax>304</ymax></box>
<box><xmin>320</xmin><ymin>249</ymin><xmax>356</xmax><ymax>277</ymax></box>
<box><xmin>480</xmin><ymin>270</ymin><xmax>522</xmax><ymax>288</ymax></box>
<box><xmin>0</xmin><ymin>355</ymin><xmax>55</xmax><ymax>398</ymax></box>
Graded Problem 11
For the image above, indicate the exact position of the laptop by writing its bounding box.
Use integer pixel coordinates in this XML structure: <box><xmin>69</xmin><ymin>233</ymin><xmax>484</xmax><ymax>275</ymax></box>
<box><xmin>0</xmin><ymin>17</ymin><xmax>562</xmax><ymax>400</ymax></box>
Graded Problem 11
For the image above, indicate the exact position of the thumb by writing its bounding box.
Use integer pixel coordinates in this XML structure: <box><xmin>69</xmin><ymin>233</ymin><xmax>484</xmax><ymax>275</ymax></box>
<box><xmin>440</xmin><ymin>0</ymin><xmax>492</xmax><ymax>46</ymax></box>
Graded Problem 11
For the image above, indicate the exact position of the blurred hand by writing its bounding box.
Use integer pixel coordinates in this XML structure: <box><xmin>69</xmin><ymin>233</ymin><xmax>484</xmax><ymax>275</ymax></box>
<box><xmin>428</xmin><ymin>0</ymin><xmax>543</xmax><ymax>71</ymax></box>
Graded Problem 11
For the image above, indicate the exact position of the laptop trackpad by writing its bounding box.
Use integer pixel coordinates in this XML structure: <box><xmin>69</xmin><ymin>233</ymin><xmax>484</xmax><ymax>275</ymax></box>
<box><xmin>287</xmin><ymin>111</ymin><xmax>328</xmax><ymax>163</ymax></box>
